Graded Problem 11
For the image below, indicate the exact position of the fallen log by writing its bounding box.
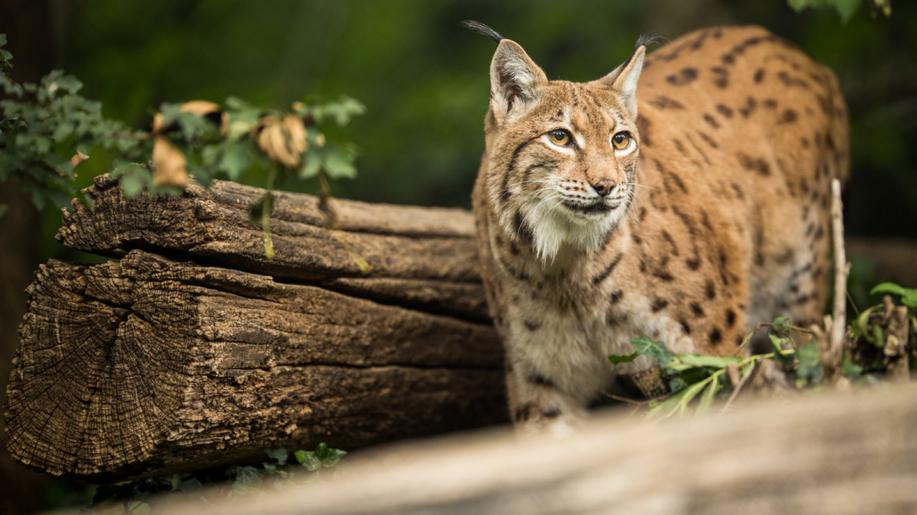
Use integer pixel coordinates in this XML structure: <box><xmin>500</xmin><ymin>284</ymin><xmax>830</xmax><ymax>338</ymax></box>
<box><xmin>5</xmin><ymin>178</ymin><xmax>506</xmax><ymax>481</ymax></box>
<box><xmin>143</xmin><ymin>384</ymin><xmax>917</xmax><ymax>515</ymax></box>
<box><xmin>58</xmin><ymin>176</ymin><xmax>489</xmax><ymax>322</ymax></box>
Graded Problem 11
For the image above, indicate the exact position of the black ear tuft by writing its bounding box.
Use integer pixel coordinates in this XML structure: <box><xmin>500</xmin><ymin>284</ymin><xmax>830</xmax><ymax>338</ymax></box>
<box><xmin>460</xmin><ymin>20</ymin><xmax>504</xmax><ymax>43</ymax></box>
<box><xmin>635</xmin><ymin>32</ymin><xmax>667</xmax><ymax>49</ymax></box>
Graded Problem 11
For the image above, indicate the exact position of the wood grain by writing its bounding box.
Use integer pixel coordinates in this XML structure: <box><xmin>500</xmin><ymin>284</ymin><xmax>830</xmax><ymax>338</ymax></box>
<box><xmin>6</xmin><ymin>250</ymin><xmax>505</xmax><ymax>480</ymax></box>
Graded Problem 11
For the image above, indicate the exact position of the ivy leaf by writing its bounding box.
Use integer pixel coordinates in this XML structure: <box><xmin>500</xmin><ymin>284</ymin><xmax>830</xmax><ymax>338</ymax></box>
<box><xmin>795</xmin><ymin>341</ymin><xmax>823</xmax><ymax>385</ymax></box>
<box><xmin>224</xmin><ymin>97</ymin><xmax>261</xmax><ymax>141</ymax></box>
<box><xmin>323</xmin><ymin>146</ymin><xmax>357</xmax><ymax>179</ymax></box>
<box><xmin>218</xmin><ymin>142</ymin><xmax>252</xmax><ymax>181</ymax></box>
<box><xmin>264</xmin><ymin>448</ymin><xmax>288</xmax><ymax>466</ymax></box>
<box><xmin>295</xmin><ymin>451</ymin><xmax>322</xmax><ymax>472</ymax></box>
<box><xmin>299</xmin><ymin>149</ymin><xmax>323</xmax><ymax>179</ymax></box>
<box><xmin>111</xmin><ymin>162</ymin><xmax>150</xmax><ymax>197</ymax></box>
<box><xmin>325</xmin><ymin>96</ymin><xmax>366</xmax><ymax>126</ymax></box>
<box><xmin>787</xmin><ymin>0</ymin><xmax>862</xmax><ymax>22</ymax></box>
<box><xmin>230</xmin><ymin>465</ymin><xmax>261</xmax><ymax>487</ymax></box>
<box><xmin>313</xmin><ymin>442</ymin><xmax>347</xmax><ymax>464</ymax></box>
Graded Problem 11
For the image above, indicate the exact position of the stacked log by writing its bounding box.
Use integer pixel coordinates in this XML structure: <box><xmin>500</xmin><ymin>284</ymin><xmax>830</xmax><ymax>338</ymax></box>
<box><xmin>5</xmin><ymin>177</ymin><xmax>506</xmax><ymax>480</ymax></box>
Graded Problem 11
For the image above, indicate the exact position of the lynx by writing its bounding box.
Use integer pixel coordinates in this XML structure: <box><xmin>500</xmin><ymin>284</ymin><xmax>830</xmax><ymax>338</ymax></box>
<box><xmin>468</xmin><ymin>22</ymin><xmax>849</xmax><ymax>432</ymax></box>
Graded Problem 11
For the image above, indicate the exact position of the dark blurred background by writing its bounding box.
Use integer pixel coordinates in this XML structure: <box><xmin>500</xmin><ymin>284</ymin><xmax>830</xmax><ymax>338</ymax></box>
<box><xmin>1</xmin><ymin>0</ymin><xmax>915</xmax><ymax>512</ymax></box>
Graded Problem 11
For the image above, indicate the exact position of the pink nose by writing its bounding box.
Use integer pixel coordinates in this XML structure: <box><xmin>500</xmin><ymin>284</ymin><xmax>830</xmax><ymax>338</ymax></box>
<box><xmin>591</xmin><ymin>179</ymin><xmax>617</xmax><ymax>196</ymax></box>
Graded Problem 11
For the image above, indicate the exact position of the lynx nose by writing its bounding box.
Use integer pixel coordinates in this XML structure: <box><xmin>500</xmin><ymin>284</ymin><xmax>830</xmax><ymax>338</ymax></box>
<box><xmin>591</xmin><ymin>179</ymin><xmax>617</xmax><ymax>197</ymax></box>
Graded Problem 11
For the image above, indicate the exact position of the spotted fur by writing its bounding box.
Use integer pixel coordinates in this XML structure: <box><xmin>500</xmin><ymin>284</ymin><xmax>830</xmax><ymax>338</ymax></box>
<box><xmin>471</xmin><ymin>25</ymin><xmax>849</xmax><ymax>433</ymax></box>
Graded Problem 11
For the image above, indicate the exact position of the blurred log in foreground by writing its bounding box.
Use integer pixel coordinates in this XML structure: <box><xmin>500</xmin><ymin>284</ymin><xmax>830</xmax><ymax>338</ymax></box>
<box><xmin>144</xmin><ymin>384</ymin><xmax>917</xmax><ymax>515</ymax></box>
<box><xmin>5</xmin><ymin>178</ymin><xmax>505</xmax><ymax>481</ymax></box>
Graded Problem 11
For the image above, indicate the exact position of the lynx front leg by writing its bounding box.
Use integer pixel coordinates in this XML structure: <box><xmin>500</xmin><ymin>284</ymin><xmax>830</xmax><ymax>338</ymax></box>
<box><xmin>505</xmin><ymin>360</ymin><xmax>589</xmax><ymax>437</ymax></box>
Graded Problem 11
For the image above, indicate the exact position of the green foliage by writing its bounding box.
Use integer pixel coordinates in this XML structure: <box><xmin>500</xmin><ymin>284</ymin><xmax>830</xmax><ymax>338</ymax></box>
<box><xmin>0</xmin><ymin>35</ymin><xmax>149</xmax><ymax>210</ymax></box>
<box><xmin>788</xmin><ymin>0</ymin><xmax>864</xmax><ymax>22</ymax></box>
<box><xmin>91</xmin><ymin>443</ymin><xmax>346</xmax><ymax>511</ymax></box>
<box><xmin>614</xmin><ymin>280</ymin><xmax>917</xmax><ymax>417</ymax></box>
<box><xmin>0</xmin><ymin>36</ymin><xmax>363</xmax><ymax>260</ymax></box>
<box><xmin>609</xmin><ymin>316</ymin><xmax>839</xmax><ymax>418</ymax></box>
<box><xmin>871</xmin><ymin>282</ymin><xmax>917</xmax><ymax>310</ymax></box>
<box><xmin>0</xmin><ymin>33</ymin><xmax>363</xmax><ymax>210</ymax></box>
<box><xmin>293</xmin><ymin>442</ymin><xmax>348</xmax><ymax>471</ymax></box>
<box><xmin>787</xmin><ymin>0</ymin><xmax>892</xmax><ymax>22</ymax></box>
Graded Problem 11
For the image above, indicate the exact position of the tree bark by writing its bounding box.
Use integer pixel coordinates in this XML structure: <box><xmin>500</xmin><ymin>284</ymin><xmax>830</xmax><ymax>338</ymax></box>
<box><xmin>6</xmin><ymin>178</ymin><xmax>506</xmax><ymax>481</ymax></box>
<box><xmin>139</xmin><ymin>384</ymin><xmax>917</xmax><ymax>515</ymax></box>
<box><xmin>58</xmin><ymin>176</ymin><xmax>487</xmax><ymax>322</ymax></box>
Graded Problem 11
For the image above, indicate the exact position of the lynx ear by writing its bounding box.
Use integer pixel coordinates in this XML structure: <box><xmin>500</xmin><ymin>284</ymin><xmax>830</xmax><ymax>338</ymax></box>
<box><xmin>599</xmin><ymin>45</ymin><xmax>646</xmax><ymax>116</ymax></box>
<box><xmin>490</xmin><ymin>40</ymin><xmax>547</xmax><ymax>124</ymax></box>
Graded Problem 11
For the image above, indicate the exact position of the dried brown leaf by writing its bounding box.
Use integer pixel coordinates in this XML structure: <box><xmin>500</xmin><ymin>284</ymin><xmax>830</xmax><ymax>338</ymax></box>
<box><xmin>152</xmin><ymin>136</ymin><xmax>189</xmax><ymax>188</ymax></box>
<box><xmin>69</xmin><ymin>150</ymin><xmax>89</xmax><ymax>169</ymax></box>
<box><xmin>256</xmin><ymin>115</ymin><xmax>308</xmax><ymax>168</ymax></box>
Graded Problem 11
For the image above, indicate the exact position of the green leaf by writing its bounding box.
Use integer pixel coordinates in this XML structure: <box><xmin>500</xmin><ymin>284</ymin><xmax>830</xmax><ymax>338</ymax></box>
<box><xmin>841</xmin><ymin>356</ymin><xmax>863</xmax><ymax>378</ymax></box>
<box><xmin>297</xmin><ymin>452</ymin><xmax>322</xmax><ymax>472</ymax></box>
<box><xmin>608</xmin><ymin>352</ymin><xmax>639</xmax><ymax>364</ymax></box>
<box><xmin>668</xmin><ymin>375</ymin><xmax>687</xmax><ymax>393</ymax></box>
<box><xmin>771</xmin><ymin>315</ymin><xmax>792</xmax><ymax>335</ymax></box>
<box><xmin>299</xmin><ymin>150</ymin><xmax>323</xmax><ymax>179</ymax></box>
<box><xmin>668</xmin><ymin>354</ymin><xmax>740</xmax><ymax>371</ymax></box>
<box><xmin>231</xmin><ymin>465</ymin><xmax>261</xmax><ymax>486</ymax></box>
<box><xmin>264</xmin><ymin>448</ymin><xmax>288</xmax><ymax>466</ymax></box>
<box><xmin>323</xmin><ymin>147</ymin><xmax>357</xmax><ymax>179</ymax></box>
<box><xmin>795</xmin><ymin>341</ymin><xmax>823</xmax><ymax>385</ymax></box>
<box><xmin>224</xmin><ymin>98</ymin><xmax>261</xmax><ymax>141</ymax></box>
<box><xmin>218</xmin><ymin>142</ymin><xmax>252</xmax><ymax>180</ymax></box>
<box><xmin>697</xmin><ymin>374</ymin><xmax>720</xmax><ymax>411</ymax></box>
<box><xmin>787</xmin><ymin>0</ymin><xmax>862</xmax><ymax>22</ymax></box>
<box><xmin>111</xmin><ymin>162</ymin><xmax>150</xmax><ymax>197</ymax></box>
<box><xmin>871</xmin><ymin>282</ymin><xmax>917</xmax><ymax>310</ymax></box>
<box><xmin>630</xmin><ymin>336</ymin><xmax>675</xmax><ymax>366</ymax></box>
<box><xmin>313</xmin><ymin>442</ymin><xmax>347</xmax><ymax>464</ymax></box>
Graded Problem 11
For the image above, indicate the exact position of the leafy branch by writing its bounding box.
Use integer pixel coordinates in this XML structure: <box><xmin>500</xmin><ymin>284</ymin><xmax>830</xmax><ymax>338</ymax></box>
<box><xmin>609</xmin><ymin>287</ymin><xmax>915</xmax><ymax>419</ymax></box>
<box><xmin>1</xmin><ymin>34</ymin><xmax>365</xmax><ymax>260</ymax></box>
<box><xmin>92</xmin><ymin>443</ymin><xmax>346</xmax><ymax>511</ymax></box>
<box><xmin>787</xmin><ymin>0</ymin><xmax>892</xmax><ymax>22</ymax></box>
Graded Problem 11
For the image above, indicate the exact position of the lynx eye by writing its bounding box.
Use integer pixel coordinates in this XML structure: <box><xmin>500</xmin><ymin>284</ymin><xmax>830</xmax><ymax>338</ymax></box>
<box><xmin>547</xmin><ymin>129</ymin><xmax>572</xmax><ymax>147</ymax></box>
<box><xmin>611</xmin><ymin>131</ymin><xmax>633</xmax><ymax>151</ymax></box>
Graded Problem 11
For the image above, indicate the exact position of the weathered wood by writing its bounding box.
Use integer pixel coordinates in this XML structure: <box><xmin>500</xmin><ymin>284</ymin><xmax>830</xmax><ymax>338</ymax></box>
<box><xmin>57</xmin><ymin>176</ymin><xmax>488</xmax><ymax>321</ymax></box>
<box><xmin>147</xmin><ymin>384</ymin><xmax>917</xmax><ymax>515</ymax></box>
<box><xmin>6</xmin><ymin>250</ymin><xmax>505</xmax><ymax>480</ymax></box>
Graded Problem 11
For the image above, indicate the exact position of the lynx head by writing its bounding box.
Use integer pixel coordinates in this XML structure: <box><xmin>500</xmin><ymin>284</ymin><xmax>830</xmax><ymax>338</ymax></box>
<box><xmin>482</xmin><ymin>33</ymin><xmax>647</xmax><ymax>262</ymax></box>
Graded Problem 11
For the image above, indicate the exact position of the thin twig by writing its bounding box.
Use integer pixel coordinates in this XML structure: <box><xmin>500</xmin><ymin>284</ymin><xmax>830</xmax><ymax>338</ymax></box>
<box><xmin>827</xmin><ymin>179</ymin><xmax>850</xmax><ymax>384</ymax></box>
<box><xmin>721</xmin><ymin>361</ymin><xmax>755</xmax><ymax>413</ymax></box>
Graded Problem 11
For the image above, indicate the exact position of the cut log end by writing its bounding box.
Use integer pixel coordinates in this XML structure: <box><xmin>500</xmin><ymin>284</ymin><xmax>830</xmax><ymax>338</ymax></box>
<box><xmin>8</xmin><ymin>258</ymin><xmax>185</xmax><ymax>478</ymax></box>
